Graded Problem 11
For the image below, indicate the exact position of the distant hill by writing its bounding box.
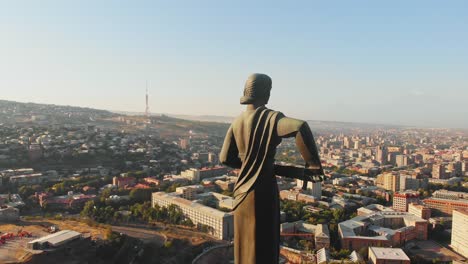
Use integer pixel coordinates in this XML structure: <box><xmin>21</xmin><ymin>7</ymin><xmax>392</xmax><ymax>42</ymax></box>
<box><xmin>1</xmin><ymin>99</ymin><xmax>405</xmax><ymax>134</ymax></box>
<box><xmin>306</xmin><ymin>119</ymin><xmax>404</xmax><ymax>130</ymax></box>
<box><xmin>113</xmin><ymin>110</ymin><xmax>407</xmax><ymax>132</ymax></box>
<box><xmin>0</xmin><ymin>99</ymin><xmax>118</xmax><ymax>124</ymax></box>
<box><xmin>0</xmin><ymin>99</ymin><xmax>229</xmax><ymax>137</ymax></box>
<box><xmin>167</xmin><ymin>114</ymin><xmax>234</xmax><ymax>123</ymax></box>
<box><xmin>110</xmin><ymin>111</ymin><xmax>234</xmax><ymax>123</ymax></box>
<box><xmin>157</xmin><ymin>113</ymin><xmax>405</xmax><ymax>131</ymax></box>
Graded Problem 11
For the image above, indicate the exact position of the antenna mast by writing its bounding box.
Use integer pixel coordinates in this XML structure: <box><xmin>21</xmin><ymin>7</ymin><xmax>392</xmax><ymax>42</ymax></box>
<box><xmin>145</xmin><ymin>81</ymin><xmax>150</xmax><ymax>117</ymax></box>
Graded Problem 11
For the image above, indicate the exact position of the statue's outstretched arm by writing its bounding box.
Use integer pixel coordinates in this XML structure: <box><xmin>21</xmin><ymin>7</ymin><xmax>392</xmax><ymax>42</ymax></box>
<box><xmin>277</xmin><ymin>117</ymin><xmax>322</xmax><ymax>171</ymax></box>
<box><xmin>219</xmin><ymin>125</ymin><xmax>242</xmax><ymax>169</ymax></box>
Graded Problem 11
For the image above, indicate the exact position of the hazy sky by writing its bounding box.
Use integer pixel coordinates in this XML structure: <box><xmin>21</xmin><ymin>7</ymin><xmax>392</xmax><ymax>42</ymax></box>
<box><xmin>1</xmin><ymin>1</ymin><xmax>467</xmax><ymax>128</ymax></box>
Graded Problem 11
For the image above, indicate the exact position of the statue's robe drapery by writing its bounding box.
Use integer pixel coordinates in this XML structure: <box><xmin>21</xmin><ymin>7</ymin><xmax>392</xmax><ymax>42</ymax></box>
<box><xmin>220</xmin><ymin>106</ymin><xmax>322</xmax><ymax>264</ymax></box>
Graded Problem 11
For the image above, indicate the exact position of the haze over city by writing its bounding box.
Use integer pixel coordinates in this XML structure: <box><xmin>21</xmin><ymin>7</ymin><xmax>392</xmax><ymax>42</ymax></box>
<box><xmin>1</xmin><ymin>2</ymin><xmax>468</xmax><ymax>264</ymax></box>
<box><xmin>1</xmin><ymin>1</ymin><xmax>468</xmax><ymax>128</ymax></box>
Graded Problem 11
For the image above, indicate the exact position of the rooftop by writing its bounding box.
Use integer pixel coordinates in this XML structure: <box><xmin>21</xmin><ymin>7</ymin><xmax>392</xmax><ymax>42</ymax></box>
<box><xmin>9</xmin><ymin>173</ymin><xmax>43</xmax><ymax>179</ymax></box>
<box><xmin>153</xmin><ymin>192</ymin><xmax>232</xmax><ymax>219</ymax></box>
<box><xmin>339</xmin><ymin>211</ymin><xmax>427</xmax><ymax>240</ymax></box>
<box><xmin>453</xmin><ymin>208</ymin><xmax>468</xmax><ymax>216</ymax></box>
<box><xmin>369</xmin><ymin>247</ymin><xmax>410</xmax><ymax>261</ymax></box>
<box><xmin>424</xmin><ymin>197</ymin><xmax>468</xmax><ymax>205</ymax></box>
<box><xmin>29</xmin><ymin>230</ymin><xmax>81</xmax><ymax>246</ymax></box>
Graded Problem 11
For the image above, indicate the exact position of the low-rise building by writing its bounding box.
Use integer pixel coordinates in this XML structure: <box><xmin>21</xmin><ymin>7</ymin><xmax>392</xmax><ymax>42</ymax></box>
<box><xmin>201</xmin><ymin>192</ymin><xmax>235</xmax><ymax>210</ymax></box>
<box><xmin>339</xmin><ymin>212</ymin><xmax>428</xmax><ymax>251</ymax></box>
<box><xmin>37</xmin><ymin>193</ymin><xmax>96</xmax><ymax>210</ymax></box>
<box><xmin>0</xmin><ymin>193</ymin><xmax>25</xmax><ymax>207</ymax></box>
<box><xmin>181</xmin><ymin>168</ymin><xmax>200</xmax><ymax>182</ymax></box>
<box><xmin>296</xmin><ymin>179</ymin><xmax>322</xmax><ymax>198</ymax></box>
<box><xmin>0</xmin><ymin>205</ymin><xmax>19</xmax><ymax>222</ymax></box>
<box><xmin>357</xmin><ymin>204</ymin><xmax>395</xmax><ymax>216</ymax></box>
<box><xmin>175</xmin><ymin>185</ymin><xmax>204</xmax><ymax>200</ymax></box>
<box><xmin>199</xmin><ymin>167</ymin><xmax>228</xmax><ymax>181</ymax></box>
<box><xmin>27</xmin><ymin>230</ymin><xmax>82</xmax><ymax>250</ymax></box>
<box><xmin>214</xmin><ymin>179</ymin><xmax>234</xmax><ymax>191</ymax></box>
<box><xmin>280</xmin><ymin>221</ymin><xmax>330</xmax><ymax>250</ymax></box>
<box><xmin>280</xmin><ymin>189</ymin><xmax>318</xmax><ymax>203</ymax></box>
<box><xmin>9</xmin><ymin>173</ymin><xmax>47</xmax><ymax>185</ymax></box>
<box><xmin>368</xmin><ymin>247</ymin><xmax>410</xmax><ymax>264</ymax></box>
<box><xmin>316</xmin><ymin>247</ymin><xmax>330</xmax><ymax>264</ymax></box>
<box><xmin>113</xmin><ymin>176</ymin><xmax>136</xmax><ymax>188</ymax></box>
<box><xmin>433</xmin><ymin>189</ymin><xmax>467</xmax><ymax>200</ymax></box>
<box><xmin>181</xmin><ymin>167</ymin><xmax>228</xmax><ymax>182</ymax></box>
<box><xmin>408</xmin><ymin>203</ymin><xmax>431</xmax><ymax>220</ymax></box>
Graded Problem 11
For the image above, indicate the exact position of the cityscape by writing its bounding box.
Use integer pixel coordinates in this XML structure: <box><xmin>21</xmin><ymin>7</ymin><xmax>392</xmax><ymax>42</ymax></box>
<box><xmin>0</xmin><ymin>98</ymin><xmax>467</xmax><ymax>264</ymax></box>
<box><xmin>1</xmin><ymin>1</ymin><xmax>468</xmax><ymax>264</ymax></box>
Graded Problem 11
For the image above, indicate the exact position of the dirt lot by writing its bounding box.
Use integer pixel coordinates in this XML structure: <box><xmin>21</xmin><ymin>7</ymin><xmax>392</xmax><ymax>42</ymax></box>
<box><xmin>111</xmin><ymin>225</ymin><xmax>166</xmax><ymax>245</ymax></box>
<box><xmin>408</xmin><ymin>240</ymin><xmax>467</xmax><ymax>262</ymax></box>
<box><xmin>26</xmin><ymin>219</ymin><xmax>109</xmax><ymax>240</ymax></box>
<box><xmin>1</xmin><ymin>219</ymin><xmax>227</xmax><ymax>264</ymax></box>
<box><xmin>0</xmin><ymin>223</ymin><xmax>48</xmax><ymax>263</ymax></box>
<box><xmin>0</xmin><ymin>219</ymin><xmax>108</xmax><ymax>264</ymax></box>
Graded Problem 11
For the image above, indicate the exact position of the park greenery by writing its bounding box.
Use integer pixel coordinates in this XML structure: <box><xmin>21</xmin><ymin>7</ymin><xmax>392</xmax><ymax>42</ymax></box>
<box><xmin>280</xmin><ymin>199</ymin><xmax>357</xmax><ymax>253</ymax></box>
<box><xmin>80</xmin><ymin>199</ymin><xmax>194</xmax><ymax>228</ymax></box>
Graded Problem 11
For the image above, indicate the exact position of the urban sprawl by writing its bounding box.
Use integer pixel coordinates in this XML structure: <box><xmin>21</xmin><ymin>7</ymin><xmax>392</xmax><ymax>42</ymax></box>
<box><xmin>0</xmin><ymin>100</ymin><xmax>467</xmax><ymax>263</ymax></box>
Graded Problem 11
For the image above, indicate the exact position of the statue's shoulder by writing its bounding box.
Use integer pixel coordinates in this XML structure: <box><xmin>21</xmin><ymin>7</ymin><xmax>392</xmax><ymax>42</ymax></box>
<box><xmin>265</xmin><ymin>108</ymin><xmax>285</xmax><ymax>119</ymax></box>
<box><xmin>231</xmin><ymin>108</ymin><xmax>284</xmax><ymax>128</ymax></box>
<box><xmin>231</xmin><ymin>112</ymin><xmax>247</xmax><ymax>129</ymax></box>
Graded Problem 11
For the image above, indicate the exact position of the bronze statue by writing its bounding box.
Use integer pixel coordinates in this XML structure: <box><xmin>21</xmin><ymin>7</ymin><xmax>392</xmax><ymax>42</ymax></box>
<box><xmin>219</xmin><ymin>73</ymin><xmax>324</xmax><ymax>264</ymax></box>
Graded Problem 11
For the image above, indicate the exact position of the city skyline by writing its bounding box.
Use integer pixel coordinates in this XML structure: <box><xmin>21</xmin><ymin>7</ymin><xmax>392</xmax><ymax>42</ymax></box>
<box><xmin>1</xmin><ymin>1</ymin><xmax>468</xmax><ymax>128</ymax></box>
<box><xmin>1</xmin><ymin>2</ymin><xmax>467</xmax><ymax>263</ymax></box>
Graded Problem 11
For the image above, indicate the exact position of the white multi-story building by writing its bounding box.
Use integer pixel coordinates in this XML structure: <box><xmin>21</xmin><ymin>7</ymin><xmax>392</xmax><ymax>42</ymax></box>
<box><xmin>180</xmin><ymin>169</ymin><xmax>201</xmax><ymax>182</ymax></box>
<box><xmin>452</xmin><ymin>209</ymin><xmax>468</xmax><ymax>258</ymax></box>
<box><xmin>152</xmin><ymin>192</ymin><xmax>233</xmax><ymax>240</ymax></box>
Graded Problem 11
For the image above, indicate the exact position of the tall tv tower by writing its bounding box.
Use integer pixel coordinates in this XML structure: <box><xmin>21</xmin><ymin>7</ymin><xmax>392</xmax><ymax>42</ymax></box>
<box><xmin>145</xmin><ymin>81</ymin><xmax>150</xmax><ymax>117</ymax></box>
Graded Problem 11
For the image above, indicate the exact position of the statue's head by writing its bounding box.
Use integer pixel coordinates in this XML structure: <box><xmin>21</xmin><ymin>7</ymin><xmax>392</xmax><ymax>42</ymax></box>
<box><xmin>240</xmin><ymin>73</ymin><xmax>272</xmax><ymax>105</ymax></box>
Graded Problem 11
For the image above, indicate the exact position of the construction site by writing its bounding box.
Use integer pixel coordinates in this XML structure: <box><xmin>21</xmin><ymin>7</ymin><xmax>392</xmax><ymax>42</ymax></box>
<box><xmin>0</xmin><ymin>218</ymin><xmax>229</xmax><ymax>264</ymax></box>
<box><xmin>0</xmin><ymin>219</ymin><xmax>107</xmax><ymax>263</ymax></box>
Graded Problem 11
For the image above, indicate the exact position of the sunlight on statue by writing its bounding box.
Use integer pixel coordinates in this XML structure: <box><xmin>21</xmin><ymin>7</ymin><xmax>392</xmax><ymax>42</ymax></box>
<box><xmin>219</xmin><ymin>73</ymin><xmax>324</xmax><ymax>264</ymax></box>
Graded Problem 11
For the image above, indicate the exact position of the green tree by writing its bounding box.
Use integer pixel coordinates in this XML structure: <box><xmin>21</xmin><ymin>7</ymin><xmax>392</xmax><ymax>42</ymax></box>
<box><xmin>332</xmin><ymin>209</ymin><xmax>345</xmax><ymax>223</ymax></box>
<box><xmin>18</xmin><ymin>186</ymin><xmax>34</xmax><ymax>198</ymax></box>
<box><xmin>129</xmin><ymin>189</ymin><xmax>151</xmax><ymax>203</ymax></box>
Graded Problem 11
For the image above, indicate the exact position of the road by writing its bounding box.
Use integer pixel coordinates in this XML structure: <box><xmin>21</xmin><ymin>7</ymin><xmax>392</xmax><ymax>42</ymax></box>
<box><xmin>111</xmin><ymin>225</ymin><xmax>166</xmax><ymax>246</ymax></box>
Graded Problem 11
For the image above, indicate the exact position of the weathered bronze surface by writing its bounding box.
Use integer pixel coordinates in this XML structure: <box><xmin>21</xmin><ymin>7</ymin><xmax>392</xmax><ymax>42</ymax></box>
<box><xmin>219</xmin><ymin>73</ymin><xmax>323</xmax><ymax>264</ymax></box>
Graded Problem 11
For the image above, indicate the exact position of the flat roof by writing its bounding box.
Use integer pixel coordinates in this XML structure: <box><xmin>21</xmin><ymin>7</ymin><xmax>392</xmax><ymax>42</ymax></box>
<box><xmin>424</xmin><ymin>197</ymin><xmax>468</xmax><ymax>205</ymax></box>
<box><xmin>10</xmin><ymin>173</ymin><xmax>43</xmax><ymax>179</ymax></box>
<box><xmin>369</xmin><ymin>247</ymin><xmax>410</xmax><ymax>261</ymax></box>
<box><xmin>453</xmin><ymin>208</ymin><xmax>468</xmax><ymax>216</ymax></box>
<box><xmin>153</xmin><ymin>192</ymin><xmax>232</xmax><ymax>219</ymax></box>
<box><xmin>29</xmin><ymin>230</ymin><xmax>81</xmax><ymax>246</ymax></box>
<box><xmin>339</xmin><ymin>211</ymin><xmax>426</xmax><ymax>239</ymax></box>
